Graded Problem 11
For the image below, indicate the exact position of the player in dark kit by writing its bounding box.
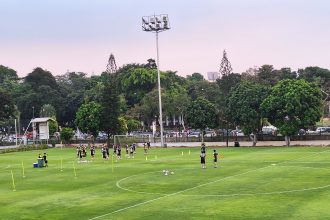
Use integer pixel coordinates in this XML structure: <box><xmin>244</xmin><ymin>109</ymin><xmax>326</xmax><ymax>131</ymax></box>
<box><xmin>201</xmin><ymin>143</ymin><xmax>206</xmax><ymax>153</ymax></box>
<box><xmin>90</xmin><ymin>145</ymin><xmax>95</xmax><ymax>159</ymax></box>
<box><xmin>200</xmin><ymin>152</ymin><xmax>206</xmax><ymax>169</ymax></box>
<box><xmin>213</xmin><ymin>149</ymin><xmax>218</xmax><ymax>168</ymax></box>
<box><xmin>43</xmin><ymin>153</ymin><xmax>48</xmax><ymax>167</ymax></box>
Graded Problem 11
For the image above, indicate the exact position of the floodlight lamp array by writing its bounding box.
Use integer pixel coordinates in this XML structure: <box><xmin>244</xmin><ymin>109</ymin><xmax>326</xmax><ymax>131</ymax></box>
<box><xmin>142</xmin><ymin>14</ymin><xmax>170</xmax><ymax>32</ymax></box>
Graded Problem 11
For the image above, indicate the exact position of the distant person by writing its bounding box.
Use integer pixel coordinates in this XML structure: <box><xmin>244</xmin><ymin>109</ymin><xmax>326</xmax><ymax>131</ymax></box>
<box><xmin>101</xmin><ymin>146</ymin><xmax>107</xmax><ymax>160</ymax></box>
<box><xmin>132</xmin><ymin>143</ymin><xmax>136</xmax><ymax>153</ymax></box>
<box><xmin>143</xmin><ymin>142</ymin><xmax>148</xmax><ymax>154</ymax></box>
<box><xmin>200</xmin><ymin>152</ymin><xmax>206</xmax><ymax>169</ymax></box>
<box><xmin>117</xmin><ymin>145</ymin><xmax>122</xmax><ymax>159</ymax></box>
<box><xmin>43</xmin><ymin>153</ymin><xmax>48</xmax><ymax>167</ymax></box>
<box><xmin>201</xmin><ymin>143</ymin><xmax>206</xmax><ymax>154</ymax></box>
<box><xmin>125</xmin><ymin>144</ymin><xmax>129</xmax><ymax>157</ymax></box>
<box><xmin>213</xmin><ymin>149</ymin><xmax>218</xmax><ymax>168</ymax></box>
<box><xmin>147</xmin><ymin>141</ymin><xmax>151</xmax><ymax>149</ymax></box>
<box><xmin>90</xmin><ymin>145</ymin><xmax>95</xmax><ymax>159</ymax></box>
<box><xmin>129</xmin><ymin>145</ymin><xmax>134</xmax><ymax>158</ymax></box>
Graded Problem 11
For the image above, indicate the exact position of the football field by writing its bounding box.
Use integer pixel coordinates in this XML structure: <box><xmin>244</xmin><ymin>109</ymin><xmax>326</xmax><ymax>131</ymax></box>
<box><xmin>0</xmin><ymin>146</ymin><xmax>330</xmax><ymax>220</ymax></box>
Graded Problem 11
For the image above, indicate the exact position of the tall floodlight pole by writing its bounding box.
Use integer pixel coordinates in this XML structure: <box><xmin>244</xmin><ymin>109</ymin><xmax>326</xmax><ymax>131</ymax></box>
<box><xmin>142</xmin><ymin>14</ymin><xmax>170</xmax><ymax>147</ymax></box>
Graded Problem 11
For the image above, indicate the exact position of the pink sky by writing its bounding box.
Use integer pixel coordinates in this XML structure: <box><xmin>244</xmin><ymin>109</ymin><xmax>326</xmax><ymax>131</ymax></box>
<box><xmin>1</xmin><ymin>0</ymin><xmax>330</xmax><ymax>78</ymax></box>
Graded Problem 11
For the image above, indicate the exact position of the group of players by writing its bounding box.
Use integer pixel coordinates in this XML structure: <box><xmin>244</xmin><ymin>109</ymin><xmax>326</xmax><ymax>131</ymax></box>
<box><xmin>200</xmin><ymin>143</ymin><xmax>220</xmax><ymax>168</ymax></box>
<box><xmin>76</xmin><ymin>143</ymin><xmax>141</xmax><ymax>161</ymax></box>
<box><xmin>76</xmin><ymin>142</ymin><xmax>220</xmax><ymax>168</ymax></box>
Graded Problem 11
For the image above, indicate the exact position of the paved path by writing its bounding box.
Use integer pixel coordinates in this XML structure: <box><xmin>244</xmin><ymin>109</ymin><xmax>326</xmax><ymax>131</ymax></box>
<box><xmin>1</xmin><ymin>140</ymin><xmax>330</xmax><ymax>150</ymax></box>
<box><xmin>150</xmin><ymin>140</ymin><xmax>330</xmax><ymax>147</ymax></box>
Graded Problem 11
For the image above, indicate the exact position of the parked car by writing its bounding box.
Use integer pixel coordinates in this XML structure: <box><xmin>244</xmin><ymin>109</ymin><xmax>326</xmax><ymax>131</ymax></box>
<box><xmin>204</xmin><ymin>131</ymin><xmax>216</xmax><ymax>137</ymax></box>
<box><xmin>262</xmin><ymin>126</ymin><xmax>277</xmax><ymax>136</ymax></box>
<box><xmin>188</xmin><ymin>132</ymin><xmax>200</xmax><ymax>137</ymax></box>
<box><xmin>315</xmin><ymin>127</ymin><xmax>330</xmax><ymax>134</ymax></box>
<box><xmin>230</xmin><ymin>130</ymin><xmax>244</xmax><ymax>136</ymax></box>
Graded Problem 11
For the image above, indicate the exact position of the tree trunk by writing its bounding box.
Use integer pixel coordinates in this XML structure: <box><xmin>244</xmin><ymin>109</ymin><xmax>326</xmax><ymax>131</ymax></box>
<box><xmin>285</xmin><ymin>135</ymin><xmax>290</xmax><ymax>146</ymax></box>
<box><xmin>252</xmin><ymin>133</ymin><xmax>257</xmax><ymax>147</ymax></box>
<box><xmin>181</xmin><ymin>113</ymin><xmax>186</xmax><ymax>131</ymax></box>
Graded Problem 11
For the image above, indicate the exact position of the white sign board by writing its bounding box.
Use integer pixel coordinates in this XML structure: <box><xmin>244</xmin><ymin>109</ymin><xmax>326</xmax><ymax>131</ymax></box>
<box><xmin>39</xmin><ymin>122</ymin><xmax>49</xmax><ymax>140</ymax></box>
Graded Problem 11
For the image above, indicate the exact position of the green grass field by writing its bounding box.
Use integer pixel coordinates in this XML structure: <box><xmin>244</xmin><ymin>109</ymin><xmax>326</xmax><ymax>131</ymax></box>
<box><xmin>1</xmin><ymin>146</ymin><xmax>330</xmax><ymax>220</ymax></box>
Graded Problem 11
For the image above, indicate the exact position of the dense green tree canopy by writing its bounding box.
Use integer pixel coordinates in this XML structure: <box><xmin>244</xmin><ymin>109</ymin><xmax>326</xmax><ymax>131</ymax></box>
<box><xmin>186</xmin><ymin>97</ymin><xmax>217</xmax><ymax>132</ymax></box>
<box><xmin>0</xmin><ymin>89</ymin><xmax>15</xmax><ymax>121</ymax></box>
<box><xmin>75</xmin><ymin>101</ymin><xmax>102</xmax><ymax>138</ymax></box>
<box><xmin>261</xmin><ymin>79</ymin><xmax>322</xmax><ymax>145</ymax></box>
<box><xmin>226</xmin><ymin>81</ymin><xmax>270</xmax><ymax>146</ymax></box>
<box><xmin>100</xmin><ymin>74</ymin><xmax>121</xmax><ymax>143</ymax></box>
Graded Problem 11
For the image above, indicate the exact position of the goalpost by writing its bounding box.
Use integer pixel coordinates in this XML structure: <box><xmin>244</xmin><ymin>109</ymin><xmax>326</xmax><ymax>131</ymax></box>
<box><xmin>114</xmin><ymin>134</ymin><xmax>152</xmax><ymax>146</ymax></box>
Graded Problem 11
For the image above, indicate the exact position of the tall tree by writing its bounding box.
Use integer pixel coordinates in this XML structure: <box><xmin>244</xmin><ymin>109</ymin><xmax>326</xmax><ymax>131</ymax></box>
<box><xmin>100</xmin><ymin>74</ymin><xmax>121</xmax><ymax>146</ymax></box>
<box><xmin>261</xmin><ymin>79</ymin><xmax>322</xmax><ymax>146</ymax></box>
<box><xmin>226</xmin><ymin>81</ymin><xmax>270</xmax><ymax>146</ymax></box>
<box><xmin>219</xmin><ymin>50</ymin><xmax>233</xmax><ymax>76</ymax></box>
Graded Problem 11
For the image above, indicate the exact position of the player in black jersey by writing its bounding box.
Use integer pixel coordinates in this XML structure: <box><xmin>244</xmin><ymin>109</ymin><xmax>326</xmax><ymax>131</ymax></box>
<box><xmin>213</xmin><ymin>149</ymin><xmax>218</xmax><ymax>168</ymax></box>
<box><xmin>200</xmin><ymin>152</ymin><xmax>206</xmax><ymax>169</ymax></box>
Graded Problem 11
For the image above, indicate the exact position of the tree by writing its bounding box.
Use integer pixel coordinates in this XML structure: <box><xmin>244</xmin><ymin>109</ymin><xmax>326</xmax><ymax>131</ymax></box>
<box><xmin>0</xmin><ymin>89</ymin><xmax>15</xmax><ymax>121</ymax></box>
<box><xmin>186</xmin><ymin>72</ymin><xmax>204</xmax><ymax>82</ymax></box>
<box><xmin>216</xmin><ymin>73</ymin><xmax>241</xmax><ymax>97</ymax></box>
<box><xmin>186</xmin><ymin>97</ymin><xmax>217</xmax><ymax>137</ymax></box>
<box><xmin>56</xmin><ymin>72</ymin><xmax>92</xmax><ymax>126</ymax></box>
<box><xmin>118</xmin><ymin>66</ymin><xmax>157</xmax><ymax>107</ymax></box>
<box><xmin>261</xmin><ymin>79</ymin><xmax>322</xmax><ymax>146</ymax></box>
<box><xmin>75</xmin><ymin>101</ymin><xmax>102</xmax><ymax>138</ymax></box>
<box><xmin>219</xmin><ymin>50</ymin><xmax>233</xmax><ymax>76</ymax></box>
<box><xmin>226</xmin><ymin>81</ymin><xmax>270</xmax><ymax>146</ymax></box>
<box><xmin>60</xmin><ymin>127</ymin><xmax>73</xmax><ymax>144</ymax></box>
<box><xmin>100</xmin><ymin>74</ymin><xmax>121</xmax><ymax>146</ymax></box>
<box><xmin>125</xmin><ymin>117</ymin><xmax>141</xmax><ymax>133</ymax></box>
<box><xmin>118</xmin><ymin>116</ymin><xmax>128</xmax><ymax>134</ymax></box>
<box><xmin>40</xmin><ymin>104</ymin><xmax>57</xmax><ymax>118</ymax></box>
<box><xmin>0</xmin><ymin>65</ymin><xmax>19</xmax><ymax>91</ymax></box>
<box><xmin>25</xmin><ymin>67</ymin><xmax>58</xmax><ymax>89</ymax></box>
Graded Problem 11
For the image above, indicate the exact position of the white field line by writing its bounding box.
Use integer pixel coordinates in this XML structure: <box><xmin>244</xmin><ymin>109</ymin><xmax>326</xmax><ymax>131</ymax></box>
<box><xmin>181</xmin><ymin>184</ymin><xmax>330</xmax><ymax>197</ymax></box>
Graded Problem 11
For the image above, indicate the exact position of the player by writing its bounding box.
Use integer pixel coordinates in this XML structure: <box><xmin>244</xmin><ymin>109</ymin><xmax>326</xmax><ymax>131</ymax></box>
<box><xmin>213</xmin><ymin>149</ymin><xmax>218</xmax><ymax>168</ymax></box>
<box><xmin>147</xmin><ymin>141</ymin><xmax>151</xmax><ymax>149</ymax></box>
<box><xmin>129</xmin><ymin>145</ymin><xmax>134</xmax><ymax>158</ymax></box>
<box><xmin>101</xmin><ymin>145</ymin><xmax>107</xmax><ymax>160</ymax></box>
<box><xmin>125</xmin><ymin>144</ymin><xmax>129</xmax><ymax>157</ymax></box>
<box><xmin>90</xmin><ymin>145</ymin><xmax>95</xmax><ymax>159</ymax></box>
<box><xmin>43</xmin><ymin>152</ymin><xmax>48</xmax><ymax>167</ymax></box>
<box><xmin>201</xmin><ymin>143</ymin><xmax>206</xmax><ymax>154</ymax></box>
<box><xmin>200</xmin><ymin>152</ymin><xmax>206</xmax><ymax>169</ymax></box>
<box><xmin>143</xmin><ymin>142</ymin><xmax>148</xmax><ymax>154</ymax></box>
